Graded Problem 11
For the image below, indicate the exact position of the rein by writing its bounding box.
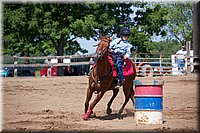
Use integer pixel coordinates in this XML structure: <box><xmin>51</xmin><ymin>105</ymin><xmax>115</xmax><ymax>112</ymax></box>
<box><xmin>91</xmin><ymin>68</ymin><xmax>112</xmax><ymax>84</ymax></box>
<box><xmin>91</xmin><ymin>38</ymin><xmax>112</xmax><ymax>85</ymax></box>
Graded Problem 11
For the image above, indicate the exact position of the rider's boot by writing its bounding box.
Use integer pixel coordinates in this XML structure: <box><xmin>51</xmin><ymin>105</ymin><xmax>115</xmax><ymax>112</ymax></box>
<box><xmin>115</xmin><ymin>79</ymin><xmax>125</xmax><ymax>88</ymax></box>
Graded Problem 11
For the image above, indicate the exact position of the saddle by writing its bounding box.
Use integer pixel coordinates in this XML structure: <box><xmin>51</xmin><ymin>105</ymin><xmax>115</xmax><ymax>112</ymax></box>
<box><xmin>108</xmin><ymin>55</ymin><xmax>135</xmax><ymax>77</ymax></box>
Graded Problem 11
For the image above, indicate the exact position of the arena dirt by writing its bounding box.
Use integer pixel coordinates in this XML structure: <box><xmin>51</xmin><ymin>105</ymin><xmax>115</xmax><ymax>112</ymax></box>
<box><xmin>2</xmin><ymin>73</ymin><xmax>199</xmax><ymax>132</ymax></box>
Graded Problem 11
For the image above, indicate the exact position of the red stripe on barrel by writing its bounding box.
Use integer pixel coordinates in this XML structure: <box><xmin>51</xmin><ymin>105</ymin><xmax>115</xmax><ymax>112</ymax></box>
<box><xmin>135</xmin><ymin>85</ymin><xmax>163</xmax><ymax>96</ymax></box>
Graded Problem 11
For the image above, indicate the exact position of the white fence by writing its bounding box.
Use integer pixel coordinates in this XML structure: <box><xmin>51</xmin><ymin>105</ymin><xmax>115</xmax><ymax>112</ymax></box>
<box><xmin>1</xmin><ymin>53</ymin><xmax>198</xmax><ymax>77</ymax></box>
<box><xmin>132</xmin><ymin>52</ymin><xmax>197</xmax><ymax>76</ymax></box>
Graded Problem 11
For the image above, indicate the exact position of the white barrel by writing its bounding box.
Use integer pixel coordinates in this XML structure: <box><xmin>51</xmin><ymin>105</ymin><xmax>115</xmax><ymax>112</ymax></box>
<box><xmin>135</xmin><ymin>111</ymin><xmax>163</xmax><ymax>124</ymax></box>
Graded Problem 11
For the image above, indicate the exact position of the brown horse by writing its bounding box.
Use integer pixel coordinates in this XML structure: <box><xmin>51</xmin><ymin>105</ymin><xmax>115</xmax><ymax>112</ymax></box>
<box><xmin>83</xmin><ymin>34</ymin><xmax>136</xmax><ymax>120</ymax></box>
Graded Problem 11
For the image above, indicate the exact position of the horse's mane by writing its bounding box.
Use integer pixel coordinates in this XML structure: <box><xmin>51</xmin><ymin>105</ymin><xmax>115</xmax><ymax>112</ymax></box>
<box><xmin>100</xmin><ymin>34</ymin><xmax>111</xmax><ymax>43</ymax></box>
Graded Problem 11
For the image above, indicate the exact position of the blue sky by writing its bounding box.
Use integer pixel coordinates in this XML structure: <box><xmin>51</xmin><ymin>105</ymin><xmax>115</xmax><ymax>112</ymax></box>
<box><xmin>77</xmin><ymin>38</ymin><xmax>99</xmax><ymax>54</ymax></box>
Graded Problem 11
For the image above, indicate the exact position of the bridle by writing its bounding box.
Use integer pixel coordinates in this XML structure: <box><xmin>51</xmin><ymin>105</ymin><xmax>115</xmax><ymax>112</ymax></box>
<box><xmin>91</xmin><ymin>37</ymin><xmax>112</xmax><ymax>89</ymax></box>
<box><xmin>96</xmin><ymin>38</ymin><xmax>110</xmax><ymax>60</ymax></box>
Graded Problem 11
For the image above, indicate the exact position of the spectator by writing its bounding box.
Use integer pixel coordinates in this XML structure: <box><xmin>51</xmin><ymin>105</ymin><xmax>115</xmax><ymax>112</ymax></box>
<box><xmin>176</xmin><ymin>46</ymin><xmax>187</xmax><ymax>75</ymax></box>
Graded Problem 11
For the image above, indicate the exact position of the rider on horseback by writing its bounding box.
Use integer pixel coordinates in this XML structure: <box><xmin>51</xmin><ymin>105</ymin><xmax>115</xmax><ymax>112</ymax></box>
<box><xmin>110</xmin><ymin>27</ymin><xmax>133</xmax><ymax>88</ymax></box>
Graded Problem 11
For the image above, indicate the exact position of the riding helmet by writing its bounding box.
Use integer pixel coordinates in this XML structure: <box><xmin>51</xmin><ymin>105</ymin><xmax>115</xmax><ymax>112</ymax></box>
<box><xmin>120</xmin><ymin>27</ymin><xmax>131</xmax><ymax>36</ymax></box>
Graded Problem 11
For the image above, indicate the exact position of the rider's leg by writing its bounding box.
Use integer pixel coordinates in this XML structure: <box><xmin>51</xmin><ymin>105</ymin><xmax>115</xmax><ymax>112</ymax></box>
<box><xmin>115</xmin><ymin>57</ymin><xmax>124</xmax><ymax>86</ymax></box>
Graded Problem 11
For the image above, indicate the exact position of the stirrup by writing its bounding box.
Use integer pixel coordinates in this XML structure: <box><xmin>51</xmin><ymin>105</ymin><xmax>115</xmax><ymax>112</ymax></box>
<box><xmin>115</xmin><ymin>80</ymin><xmax>123</xmax><ymax>89</ymax></box>
<box><xmin>115</xmin><ymin>85</ymin><xmax>121</xmax><ymax>89</ymax></box>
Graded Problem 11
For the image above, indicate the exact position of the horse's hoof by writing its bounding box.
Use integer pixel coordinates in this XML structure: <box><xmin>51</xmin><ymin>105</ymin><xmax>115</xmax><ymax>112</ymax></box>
<box><xmin>82</xmin><ymin>114</ymin><xmax>89</xmax><ymax>120</ymax></box>
<box><xmin>85</xmin><ymin>110</ymin><xmax>93</xmax><ymax>114</ymax></box>
<box><xmin>82</xmin><ymin>109</ymin><xmax>92</xmax><ymax>120</ymax></box>
<box><xmin>106</xmin><ymin>108</ymin><xmax>112</xmax><ymax>114</ymax></box>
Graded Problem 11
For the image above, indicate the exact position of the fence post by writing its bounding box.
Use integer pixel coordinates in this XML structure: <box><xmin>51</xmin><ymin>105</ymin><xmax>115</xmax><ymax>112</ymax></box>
<box><xmin>47</xmin><ymin>56</ymin><xmax>52</xmax><ymax>77</ymax></box>
<box><xmin>192</xmin><ymin>2</ymin><xmax>200</xmax><ymax>73</ymax></box>
<box><xmin>134</xmin><ymin>53</ymin><xmax>138</xmax><ymax>74</ymax></box>
<box><xmin>13</xmin><ymin>55</ymin><xmax>18</xmax><ymax>77</ymax></box>
<box><xmin>186</xmin><ymin>41</ymin><xmax>191</xmax><ymax>73</ymax></box>
<box><xmin>134</xmin><ymin>53</ymin><xmax>137</xmax><ymax>63</ymax></box>
<box><xmin>159</xmin><ymin>53</ymin><xmax>162</xmax><ymax>76</ymax></box>
<box><xmin>89</xmin><ymin>57</ymin><xmax>93</xmax><ymax>71</ymax></box>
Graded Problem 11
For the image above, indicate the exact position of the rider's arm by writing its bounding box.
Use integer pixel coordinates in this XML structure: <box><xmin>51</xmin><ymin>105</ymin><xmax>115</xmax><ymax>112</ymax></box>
<box><xmin>124</xmin><ymin>44</ymin><xmax>132</xmax><ymax>59</ymax></box>
<box><xmin>109</xmin><ymin>39</ymin><xmax>115</xmax><ymax>49</ymax></box>
<box><xmin>109</xmin><ymin>38</ymin><xmax>121</xmax><ymax>50</ymax></box>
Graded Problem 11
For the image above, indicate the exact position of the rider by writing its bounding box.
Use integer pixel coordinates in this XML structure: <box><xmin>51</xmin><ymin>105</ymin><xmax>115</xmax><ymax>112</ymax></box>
<box><xmin>109</xmin><ymin>27</ymin><xmax>133</xmax><ymax>88</ymax></box>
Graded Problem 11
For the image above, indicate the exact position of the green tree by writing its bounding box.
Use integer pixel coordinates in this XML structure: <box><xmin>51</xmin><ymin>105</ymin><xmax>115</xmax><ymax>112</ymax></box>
<box><xmin>130</xmin><ymin>2</ymin><xmax>193</xmax><ymax>53</ymax></box>
<box><xmin>163</xmin><ymin>2</ymin><xmax>193</xmax><ymax>45</ymax></box>
<box><xmin>149</xmin><ymin>2</ymin><xmax>193</xmax><ymax>56</ymax></box>
<box><xmin>3</xmin><ymin>3</ymin><xmax>136</xmax><ymax>75</ymax></box>
<box><xmin>3</xmin><ymin>4</ymin><xmax>39</xmax><ymax>56</ymax></box>
<box><xmin>150</xmin><ymin>40</ymin><xmax>182</xmax><ymax>57</ymax></box>
<box><xmin>3</xmin><ymin>3</ymin><xmax>134</xmax><ymax>57</ymax></box>
<box><xmin>129</xmin><ymin>2</ymin><xmax>168</xmax><ymax>53</ymax></box>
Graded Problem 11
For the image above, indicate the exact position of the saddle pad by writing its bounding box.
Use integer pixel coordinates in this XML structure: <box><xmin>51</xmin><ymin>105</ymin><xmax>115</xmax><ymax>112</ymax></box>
<box><xmin>108</xmin><ymin>56</ymin><xmax>135</xmax><ymax>77</ymax></box>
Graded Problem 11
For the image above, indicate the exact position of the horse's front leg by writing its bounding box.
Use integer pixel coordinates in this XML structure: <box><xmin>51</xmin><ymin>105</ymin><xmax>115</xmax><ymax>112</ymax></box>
<box><xmin>84</xmin><ymin>85</ymin><xmax>93</xmax><ymax>114</ymax></box>
<box><xmin>83</xmin><ymin>91</ymin><xmax>105</xmax><ymax>120</ymax></box>
<box><xmin>106</xmin><ymin>89</ymin><xmax>119</xmax><ymax>114</ymax></box>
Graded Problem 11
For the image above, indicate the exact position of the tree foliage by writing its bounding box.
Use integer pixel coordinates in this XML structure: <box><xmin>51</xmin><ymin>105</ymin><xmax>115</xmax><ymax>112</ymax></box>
<box><xmin>3</xmin><ymin>2</ymin><xmax>134</xmax><ymax>56</ymax></box>
<box><xmin>163</xmin><ymin>2</ymin><xmax>193</xmax><ymax>45</ymax></box>
<box><xmin>3</xmin><ymin>2</ymin><xmax>193</xmax><ymax>56</ymax></box>
<box><xmin>128</xmin><ymin>2</ymin><xmax>168</xmax><ymax>53</ymax></box>
<box><xmin>129</xmin><ymin>2</ymin><xmax>193</xmax><ymax>53</ymax></box>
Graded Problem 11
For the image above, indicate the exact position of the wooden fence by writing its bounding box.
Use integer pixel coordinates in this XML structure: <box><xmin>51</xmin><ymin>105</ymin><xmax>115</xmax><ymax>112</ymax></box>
<box><xmin>1</xmin><ymin>53</ymin><xmax>198</xmax><ymax>77</ymax></box>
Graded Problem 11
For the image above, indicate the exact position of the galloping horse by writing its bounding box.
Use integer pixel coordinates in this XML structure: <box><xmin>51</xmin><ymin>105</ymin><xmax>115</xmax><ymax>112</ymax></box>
<box><xmin>83</xmin><ymin>34</ymin><xmax>136</xmax><ymax>120</ymax></box>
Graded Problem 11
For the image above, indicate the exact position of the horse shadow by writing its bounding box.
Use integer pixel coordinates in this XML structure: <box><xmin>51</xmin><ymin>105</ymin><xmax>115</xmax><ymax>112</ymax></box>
<box><xmin>91</xmin><ymin>108</ymin><xmax>135</xmax><ymax>120</ymax></box>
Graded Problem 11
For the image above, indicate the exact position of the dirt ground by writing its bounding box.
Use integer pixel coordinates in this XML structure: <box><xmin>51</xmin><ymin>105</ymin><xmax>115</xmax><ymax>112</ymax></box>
<box><xmin>2</xmin><ymin>73</ymin><xmax>199</xmax><ymax>132</ymax></box>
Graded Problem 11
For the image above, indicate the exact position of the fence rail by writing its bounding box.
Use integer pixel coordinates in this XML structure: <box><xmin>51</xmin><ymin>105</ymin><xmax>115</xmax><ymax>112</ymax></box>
<box><xmin>1</xmin><ymin>53</ymin><xmax>199</xmax><ymax>77</ymax></box>
<box><xmin>2</xmin><ymin>62</ymin><xmax>92</xmax><ymax>67</ymax></box>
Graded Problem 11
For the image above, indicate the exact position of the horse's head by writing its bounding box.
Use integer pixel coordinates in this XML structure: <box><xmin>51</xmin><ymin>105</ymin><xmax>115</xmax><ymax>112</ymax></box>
<box><xmin>96</xmin><ymin>34</ymin><xmax>111</xmax><ymax>60</ymax></box>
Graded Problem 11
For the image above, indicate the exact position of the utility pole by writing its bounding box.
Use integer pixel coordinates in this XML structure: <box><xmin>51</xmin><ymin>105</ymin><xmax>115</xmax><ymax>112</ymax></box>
<box><xmin>192</xmin><ymin>2</ymin><xmax>200</xmax><ymax>72</ymax></box>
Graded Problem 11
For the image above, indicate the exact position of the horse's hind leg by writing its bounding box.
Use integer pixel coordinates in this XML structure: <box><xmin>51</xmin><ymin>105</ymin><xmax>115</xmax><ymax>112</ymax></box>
<box><xmin>118</xmin><ymin>84</ymin><xmax>133</xmax><ymax>118</ymax></box>
<box><xmin>130</xmin><ymin>85</ymin><xmax>135</xmax><ymax>106</ymax></box>
<box><xmin>106</xmin><ymin>89</ymin><xmax>119</xmax><ymax>114</ymax></box>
